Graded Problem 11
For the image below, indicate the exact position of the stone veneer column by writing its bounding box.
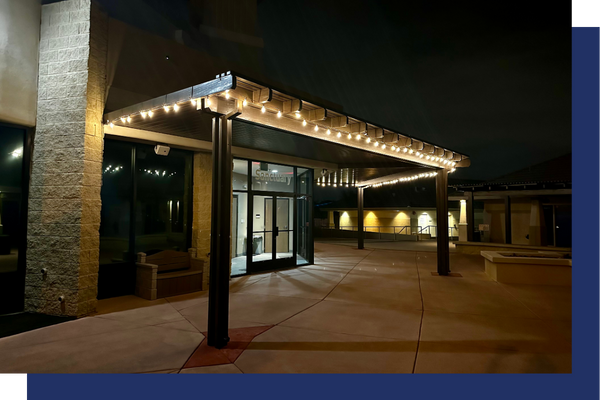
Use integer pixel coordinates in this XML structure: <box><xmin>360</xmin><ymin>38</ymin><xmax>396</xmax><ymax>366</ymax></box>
<box><xmin>458</xmin><ymin>199</ymin><xmax>468</xmax><ymax>241</ymax></box>
<box><xmin>26</xmin><ymin>0</ymin><xmax>107</xmax><ymax>317</ymax></box>
<box><xmin>192</xmin><ymin>152</ymin><xmax>213</xmax><ymax>262</ymax></box>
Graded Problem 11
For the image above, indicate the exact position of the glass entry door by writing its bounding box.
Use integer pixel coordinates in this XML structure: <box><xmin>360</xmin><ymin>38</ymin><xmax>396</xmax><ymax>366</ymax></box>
<box><xmin>249</xmin><ymin>194</ymin><xmax>295</xmax><ymax>273</ymax></box>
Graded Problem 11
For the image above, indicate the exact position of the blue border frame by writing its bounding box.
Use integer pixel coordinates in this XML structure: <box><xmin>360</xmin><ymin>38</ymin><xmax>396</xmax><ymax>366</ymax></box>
<box><xmin>27</xmin><ymin>27</ymin><xmax>599</xmax><ymax>400</ymax></box>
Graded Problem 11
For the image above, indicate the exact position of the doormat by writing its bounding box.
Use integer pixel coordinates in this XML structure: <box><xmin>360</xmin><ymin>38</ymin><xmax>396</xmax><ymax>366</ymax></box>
<box><xmin>182</xmin><ymin>325</ymin><xmax>273</xmax><ymax>369</ymax></box>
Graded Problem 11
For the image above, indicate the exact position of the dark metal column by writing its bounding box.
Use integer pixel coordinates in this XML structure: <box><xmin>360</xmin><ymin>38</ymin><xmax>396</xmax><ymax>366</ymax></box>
<box><xmin>466</xmin><ymin>190</ymin><xmax>474</xmax><ymax>242</ymax></box>
<box><xmin>435</xmin><ymin>169</ymin><xmax>449</xmax><ymax>275</ymax></box>
<box><xmin>357</xmin><ymin>187</ymin><xmax>364</xmax><ymax>249</ymax></box>
<box><xmin>207</xmin><ymin>116</ymin><xmax>232</xmax><ymax>348</ymax></box>
<box><xmin>504</xmin><ymin>195</ymin><xmax>512</xmax><ymax>244</ymax></box>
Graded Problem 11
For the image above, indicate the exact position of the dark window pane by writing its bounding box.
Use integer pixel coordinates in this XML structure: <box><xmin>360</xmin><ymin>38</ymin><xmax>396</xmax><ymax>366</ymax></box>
<box><xmin>99</xmin><ymin>141</ymin><xmax>133</xmax><ymax>265</ymax></box>
<box><xmin>134</xmin><ymin>144</ymin><xmax>191</xmax><ymax>255</ymax></box>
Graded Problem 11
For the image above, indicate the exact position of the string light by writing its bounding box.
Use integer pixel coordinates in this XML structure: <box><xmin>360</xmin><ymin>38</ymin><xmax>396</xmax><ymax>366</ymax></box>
<box><xmin>347</xmin><ymin>133</ymin><xmax>352</xmax><ymax>139</ymax></box>
<box><xmin>173</xmin><ymin>104</ymin><xmax>180</xmax><ymax>112</ymax></box>
<box><xmin>126</xmin><ymin>116</ymin><xmax>131</xmax><ymax>123</ymax></box>
<box><xmin>326</xmin><ymin>129</ymin><xmax>331</xmax><ymax>135</ymax></box>
<box><xmin>141</xmin><ymin>111</ymin><xmax>147</xmax><ymax>118</ymax></box>
<box><xmin>391</xmin><ymin>145</ymin><xmax>396</xmax><ymax>151</ymax></box>
<box><xmin>120</xmin><ymin>117</ymin><xmax>126</xmax><ymax>123</ymax></box>
<box><xmin>374</xmin><ymin>141</ymin><xmax>379</xmax><ymax>147</ymax></box>
<box><xmin>148</xmin><ymin>110</ymin><xmax>154</xmax><ymax>118</ymax></box>
<box><xmin>366</xmin><ymin>137</ymin><xmax>371</xmax><ymax>143</ymax></box>
<box><xmin>381</xmin><ymin>144</ymin><xmax>386</xmax><ymax>149</ymax></box>
<box><xmin>336</xmin><ymin>132</ymin><xmax>342</xmax><ymax>138</ymax></box>
<box><xmin>396</xmin><ymin>147</ymin><xmax>400</xmax><ymax>152</ymax></box>
<box><xmin>408</xmin><ymin>149</ymin><xmax>413</xmax><ymax>154</ymax></box>
<box><xmin>403</xmin><ymin>148</ymin><xmax>408</xmax><ymax>153</ymax></box>
<box><xmin>164</xmin><ymin>105</ymin><xmax>170</xmax><ymax>112</ymax></box>
<box><xmin>367</xmin><ymin>171</ymin><xmax>439</xmax><ymax>188</ymax></box>
<box><xmin>355</xmin><ymin>134</ymin><xmax>361</xmax><ymax>140</ymax></box>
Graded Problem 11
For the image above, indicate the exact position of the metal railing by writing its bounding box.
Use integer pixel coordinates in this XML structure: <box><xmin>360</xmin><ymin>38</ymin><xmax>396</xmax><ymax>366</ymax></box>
<box><xmin>318</xmin><ymin>224</ymin><xmax>459</xmax><ymax>238</ymax></box>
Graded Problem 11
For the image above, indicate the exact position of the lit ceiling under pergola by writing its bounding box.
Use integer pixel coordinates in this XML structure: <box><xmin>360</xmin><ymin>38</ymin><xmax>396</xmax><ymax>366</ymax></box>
<box><xmin>104</xmin><ymin>71</ymin><xmax>470</xmax><ymax>186</ymax></box>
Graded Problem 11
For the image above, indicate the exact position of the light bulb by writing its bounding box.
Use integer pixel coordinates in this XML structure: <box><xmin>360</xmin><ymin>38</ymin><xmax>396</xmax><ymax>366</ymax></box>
<box><xmin>120</xmin><ymin>117</ymin><xmax>126</xmax><ymax>123</ymax></box>
<box><xmin>381</xmin><ymin>144</ymin><xmax>386</xmax><ymax>149</ymax></box>
<box><xmin>302</xmin><ymin>120</ymin><xmax>307</xmax><ymax>127</ymax></box>
<box><xmin>141</xmin><ymin>111</ymin><xmax>147</xmax><ymax>118</ymax></box>
<box><xmin>277</xmin><ymin>110</ymin><xmax>282</xmax><ymax>118</ymax></box>
<box><xmin>225</xmin><ymin>90</ymin><xmax>230</xmax><ymax>99</ymax></box>
<box><xmin>416</xmin><ymin>152</ymin><xmax>421</xmax><ymax>156</ymax></box>
<box><xmin>191</xmin><ymin>99</ymin><xmax>196</xmax><ymax>106</ymax></box>
<box><xmin>366</xmin><ymin>137</ymin><xmax>371</xmax><ymax>143</ymax></box>
<box><xmin>403</xmin><ymin>148</ymin><xmax>408</xmax><ymax>153</ymax></box>
<box><xmin>261</xmin><ymin>105</ymin><xmax>266</xmax><ymax>113</ymax></box>
<box><xmin>314</xmin><ymin>125</ymin><xmax>319</xmax><ymax>132</ymax></box>
<box><xmin>336</xmin><ymin>132</ymin><xmax>342</xmax><ymax>138</ymax></box>
<box><xmin>396</xmin><ymin>147</ymin><xmax>400</xmax><ymax>152</ymax></box>
<box><xmin>374</xmin><ymin>141</ymin><xmax>379</xmax><ymax>147</ymax></box>
<box><xmin>295</xmin><ymin>111</ymin><xmax>301</xmax><ymax>118</ymax></box>
<box><xmin>347</xmin><ymin>133</ymin><xmax>352</xmax><ymax>139</ymax></box>
<box><xmin>409</xmin><ymin>149</ymin><xmax>413</xmax><ymax>154</ymax></box>
<box><xmin>391</xmin><ymin>146</ymin><xmax>396</xmax><ymax>151</ymax></box>
<box><xmin>173</xmin><ymin>104</ymin><xmax>180</xmax><ymax>112</ymax></box>
<box><xmin>126</xmin><ymin>116</ymin><xmax>131</xmax><ymax>123</ymax></box>
<box><xmin>206</xmin><ymin>98</ymin><xmax>211</xmax><ymax>107</ymax></box>
<box><xmin>164</xmin><ymin>105</ymin><xmax>170</xmax><ymax>112</ymax></box>
<box><xmin>419</xmin><ymin>154</ymin><xmax>424</xmax><ymax>158</ymax></box>
<box><xmin>426</xmin><ymin>155</ymin><xmax>430</xmax><ymax>160</ymax></box>
<box><xmin>326</xmin><ymin>129</ymin><xmax>331</xmax><ymax>135</ymax></box>
<box><xmin>243</xmin><ymin>98</ymin><xmax>248</xmax><ymax>107</ymax></box>
<box><xmin>148</xmin><ymin>110</ymin><xmax>154</xmax><ymax>118</ymax></box>
<box><xmin>355</xmin><ymin>134</ymin><xmax>361</xmax><ymax>140</ymax></box>
<box><xmin>109</xmin><ymin>122</ymin><xmax>114</xmax><ymax>129</ymax></box>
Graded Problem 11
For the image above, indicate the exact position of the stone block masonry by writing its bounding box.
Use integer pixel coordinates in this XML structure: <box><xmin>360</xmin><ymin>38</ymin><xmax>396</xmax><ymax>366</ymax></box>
<box><xmin>26</xmin><ymin>0</ymin><xmax>108</xmax><ymax>317</ymax></box>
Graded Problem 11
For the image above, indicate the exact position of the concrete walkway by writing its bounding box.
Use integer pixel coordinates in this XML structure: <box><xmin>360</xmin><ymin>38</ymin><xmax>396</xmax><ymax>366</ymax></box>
<box><xmin>0</xmin><ymin>243</ymin><xmax>571</xmax><ymax>373</ymax></box>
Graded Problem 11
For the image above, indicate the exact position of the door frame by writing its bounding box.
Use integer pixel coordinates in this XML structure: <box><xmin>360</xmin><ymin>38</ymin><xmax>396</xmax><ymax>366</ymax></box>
<box><xmin>247</xmin><ymin>192</ymin><xmax>297</xmax><ymax>274</ymax></box>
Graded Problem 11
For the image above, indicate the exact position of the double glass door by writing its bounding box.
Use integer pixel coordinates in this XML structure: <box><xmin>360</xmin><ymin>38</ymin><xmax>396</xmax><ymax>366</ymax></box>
<box><xmin>251</xmin><ymin>195</ymin><xmax>295</xmax><ymax>272</ymax></box>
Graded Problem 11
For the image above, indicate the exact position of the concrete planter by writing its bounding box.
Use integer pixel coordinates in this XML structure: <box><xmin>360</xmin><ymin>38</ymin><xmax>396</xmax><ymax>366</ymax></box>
<box><xmin>481</xmin><ymin>251</ymin><xmax>571</xmax><ymax>286</ymax></box>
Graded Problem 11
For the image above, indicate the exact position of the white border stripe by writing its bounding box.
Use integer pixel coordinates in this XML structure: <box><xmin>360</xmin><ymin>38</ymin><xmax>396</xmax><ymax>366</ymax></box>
<box><xmin>0</xmin><ymin>374</ymin><xmax>27</xmax><ymax>400</ymax></box>
<box><xmin>573</xmin><ymin>0</ymin><xmax>600</xmax><ymax>27</ymax></box>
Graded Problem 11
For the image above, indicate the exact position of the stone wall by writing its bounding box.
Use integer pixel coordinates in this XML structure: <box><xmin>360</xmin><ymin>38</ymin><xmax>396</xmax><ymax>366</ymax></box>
<box><xmin>192</xmin><ymin>152</ymin><xmax>212</xmax><ymax>262</ymax></box>
<box><xmin>26</xmin><ymin>0</ymin><xmax>107</xmax><ymax>317</ymax></box>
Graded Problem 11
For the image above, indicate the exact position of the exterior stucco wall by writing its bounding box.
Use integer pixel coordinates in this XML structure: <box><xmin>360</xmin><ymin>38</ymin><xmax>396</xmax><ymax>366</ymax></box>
<box><xmin>0</xmin><ymin>0</ymin><xmax>41</xmax><ymax>126</ymax></box>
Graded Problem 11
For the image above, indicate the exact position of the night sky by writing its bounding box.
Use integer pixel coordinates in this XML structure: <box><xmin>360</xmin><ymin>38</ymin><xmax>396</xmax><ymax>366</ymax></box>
<box><xmin>257</xmin><ymin>1</ymin><xmax>572</xmax><ymax>181</ymax></box>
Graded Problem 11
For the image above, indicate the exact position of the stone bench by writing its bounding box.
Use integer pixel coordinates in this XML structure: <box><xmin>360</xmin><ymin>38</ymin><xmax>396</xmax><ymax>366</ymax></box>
<box><xmin>481</xmin><ymin>250</ymin><xmax>571</xmax><ymax>286</ymax></box>
<box><xmin>135</xmin><ymin>249</ymin><xmax>208</xmax><ymax>300</ymax></box>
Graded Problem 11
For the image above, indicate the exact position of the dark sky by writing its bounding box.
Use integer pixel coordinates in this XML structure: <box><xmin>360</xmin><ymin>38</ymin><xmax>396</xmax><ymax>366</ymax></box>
<box><xmin>256</xmin><ymin>1</ymin><xmax>572</xmax><ymax>181</ymax></box>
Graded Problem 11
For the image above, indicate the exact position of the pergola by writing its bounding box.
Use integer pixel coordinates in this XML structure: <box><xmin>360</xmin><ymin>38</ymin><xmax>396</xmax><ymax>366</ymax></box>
<box><xmin>104</xmin><ymin>71</ymin><xmax>471</xmax><ymax>348</ymax></box>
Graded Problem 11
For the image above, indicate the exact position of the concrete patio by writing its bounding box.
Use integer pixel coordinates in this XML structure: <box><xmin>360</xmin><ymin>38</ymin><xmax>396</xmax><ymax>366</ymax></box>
<box><xmin>0</xmin><ymin>243</ymin><xmax>571</xmax><ymax>373</ymax></box>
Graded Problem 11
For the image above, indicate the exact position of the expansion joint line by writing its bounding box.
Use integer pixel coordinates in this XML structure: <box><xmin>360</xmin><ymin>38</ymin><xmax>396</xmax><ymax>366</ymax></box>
<box><xmin>412</xmin><ymin>251</ymin><xmax>425</xmax><ymax>374</ymax></box>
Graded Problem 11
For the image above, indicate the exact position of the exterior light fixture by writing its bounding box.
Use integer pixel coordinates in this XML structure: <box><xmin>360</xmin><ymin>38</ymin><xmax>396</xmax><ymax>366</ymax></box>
<box><xmin>148</xmin><ymin>110</ymin><xmax>154</xmax><ymax>118</ymax></box>
<box><xmin>381</xmin><ymin>144</ymin><xmax>386</xmax><ymax>149</ymax></box>
<box><xmin>141</xmin><ymin>111</ymin><xmax>147</xmax><ymax>118</ymax></box>
<box><xmin>355</xmin><ymin>134</ymin><xmax>361</xmax><ymax>140</ymax></box>
<box><xmin>302</xmin><ymin>120</ymin><xmax>307</xmax><ymax>127</ymax></box>
<box><xmin>347</xmin><ymin>133</ymin><xmax>352</xmax><ymax>139</ymax></box>
<box><xmin>336</xmin><ymin>132</ymin><xmax>342</xmax><ymax>138</ymax></box>
<box><xmin>314</xmin><ymin>125</ymin><xmax>319</xmax><ymax>132</ymax></box>
<box><xmin>191</xmin><ymin>99</ymin><xmax>196</xmax><ymax>106</ymax></box>
<box><xmin>366</xmin><ymin>137</ymin><xmax>371</xmax><ymax>143</ymax></box>
<box><xmin>164</xmin><ymin>105</ymin><xmax>170</xmax><ymax>112</ymax></box>
<box><xmin>403</xmin><ymin>148</ymin><xmax>408</xmax><ymax>153</ymax></box>
<box><xmin>173</xmin><ymin>104</ymin><xmax>180</xmax><ymax>112</ymax></box>
<box><xmin>277</xmin><ymin>110</ymin><xmax>282</xmax><ymax>118</ymax></box>
<box><xmin>225</xmin><ymin>90</ymin><xmax>230</xmax><ymax>99</ymax></box>
<box><xmin>120</xmin><ymin>117</ymin><xmax>126</xmax><ymax>123</ymax></box>
<box><xmin>326</xmin><ymin>129</ymin><xmax>331</xmax><ymax>135</ymax></box>
<box><xmin>261</xmin><ymin>105</ymin><xmax>266</xmax><ymax>113</ymax></box>
<box><xmin>374</xmin><ymin>141</ymin><xmax>379</xmax><ymax>147</ymax></box>
<box><xmin>243</xmin><ymin>98</ymin><xmax>248</xmax><ymax>107</ymax></box>
<box><xmin>109</xmin><ymin>122</ymin><xmax>114</xmax><ymax>129</ymax></box>
<box><xmin>126</xmin><ymin>116</ymin><xmax>131</xmax><ymax>123</ymax></box>
<box><xmin>408</xmin><ymin>149</ymin><xmax>413</xmax><ymax>154</ymax></box>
